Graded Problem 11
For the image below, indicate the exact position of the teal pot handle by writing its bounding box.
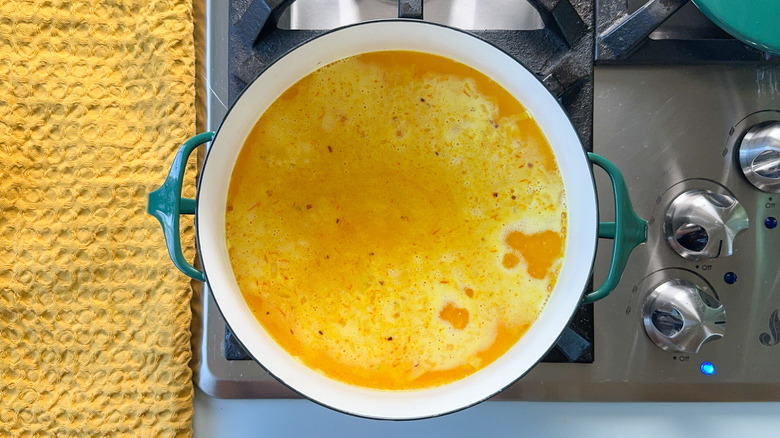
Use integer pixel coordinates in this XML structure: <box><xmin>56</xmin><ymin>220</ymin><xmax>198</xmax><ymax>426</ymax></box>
<box><xmin>147</xmin><ymin>132</ymin><xmax>216</xmax><ymax>282</ymax></box>
<box><xmin>583</xmin><ymin>152</ymin><xmax>648</xmax><ymax>303</ymax></box>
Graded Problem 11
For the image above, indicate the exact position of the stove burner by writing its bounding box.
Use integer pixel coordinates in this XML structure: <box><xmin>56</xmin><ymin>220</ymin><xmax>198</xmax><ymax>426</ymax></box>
<box><xmin>229</xmin><ymin>0</ymin><xmax>594</xmax><ymax>147</ymax></box>
<box><xmin>221</xmin><ymin>0</ymin><xmax>596</xmax><ymax>366</ymax></box>
<box><xmin>223</xmin><ymin>305</ymin><xmax>594</xmax><ymax>362</ymax></box>
<box><xmin>596</xmin><ymin>0</ymin><xmax>780</xmax><ymax>63</ymax></box>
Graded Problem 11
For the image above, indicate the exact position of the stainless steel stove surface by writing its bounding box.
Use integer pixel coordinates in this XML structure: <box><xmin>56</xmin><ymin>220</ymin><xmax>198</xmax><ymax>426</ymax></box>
<box><xmin>276</xmin><ymin>0</ymin><xmax>544</xmax><ymax>30</ymax></box>
<box><xmin>192</xmin><ymin>0</ymin><xmax>780</xmax><ymax>401</ymax></box>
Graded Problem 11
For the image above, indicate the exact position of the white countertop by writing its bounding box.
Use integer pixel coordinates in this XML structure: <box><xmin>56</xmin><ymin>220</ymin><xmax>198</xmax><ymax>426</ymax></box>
<box><xmin>193</xmin><ymin>388</ymin><xmax>780</xmax><ymax>437</ymax></box>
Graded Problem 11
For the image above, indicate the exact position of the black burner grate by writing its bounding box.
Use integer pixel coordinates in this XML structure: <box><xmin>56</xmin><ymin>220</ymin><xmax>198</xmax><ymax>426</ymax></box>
<box><xmin>224</xmin><ymin>305</ymin><xmax>593</xmax><ymax>362</ymax></box>
<box><xmin>229</xmin><ymin>0</ymin><xmax>595</xmax><ymax>148</ymax></box>
<box><xmin>596</xmin><ymin>0</ymin><xmax>779</xmax><ymax>63</ymax></box>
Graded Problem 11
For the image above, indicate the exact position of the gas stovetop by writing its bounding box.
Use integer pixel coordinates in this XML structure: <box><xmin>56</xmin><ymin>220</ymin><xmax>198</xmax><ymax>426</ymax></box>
<box><xmin>191</xmin><ymin>0</ymin><xmax>780</xmax><ymax>400</ymax></box>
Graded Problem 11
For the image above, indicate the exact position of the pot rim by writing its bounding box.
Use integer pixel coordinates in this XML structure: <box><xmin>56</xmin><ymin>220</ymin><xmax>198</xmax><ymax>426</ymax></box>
<box><xmin>195</xmin><ymin>19</ymin><xmax>598</xmax><ymax>420</ymax></box>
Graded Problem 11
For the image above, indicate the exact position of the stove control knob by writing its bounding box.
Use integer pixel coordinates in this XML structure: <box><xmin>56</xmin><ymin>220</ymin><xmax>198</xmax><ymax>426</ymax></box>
<box><xmin>664</xmin><ymin>190</ymin><xmax>748</xmax><ymax>260</ymax></box>
<box><xmin>739</xmin><ymin>122</ymin><xmax>780</xmax><ymax>193</ymax></box>
<box><xmin>642</xmin><ymin>279</ymin><xmax>726</xmax><ymax>353</ymax></box>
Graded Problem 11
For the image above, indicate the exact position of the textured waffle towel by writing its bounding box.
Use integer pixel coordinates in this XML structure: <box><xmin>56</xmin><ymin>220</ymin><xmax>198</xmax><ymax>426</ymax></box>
<box><xmin>0</xmin><ymin>1</ymin><xmax>197</xmax><ymax>435</ymax></box>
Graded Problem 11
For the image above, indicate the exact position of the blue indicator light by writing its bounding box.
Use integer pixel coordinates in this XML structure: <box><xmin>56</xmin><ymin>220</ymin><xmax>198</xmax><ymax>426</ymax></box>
<box><xmin>766</xmin><ymin>217</ymin><xmax>778</xmax><ymax>229</ymax></box>
<box><xmin>700</xmin><ymin>362</ymin><xmax>716</xmax><ymax>375</ymax></box>
<box><xmin>724</xmin><ymin>272</ymin><xmax>737</xmax><ymax>284</ymax></box>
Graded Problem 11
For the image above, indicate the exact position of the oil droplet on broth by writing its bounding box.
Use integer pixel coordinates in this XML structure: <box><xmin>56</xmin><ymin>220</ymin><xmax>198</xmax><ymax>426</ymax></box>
<box><xmin>440</xmin><ymin>302</ymin><xmax>470</xmax><ymax>330</ymax></box>
<box><xmin>504</xmin><ymin>229</ymin><xmax>564</xmax><ymax>280</ymax></box>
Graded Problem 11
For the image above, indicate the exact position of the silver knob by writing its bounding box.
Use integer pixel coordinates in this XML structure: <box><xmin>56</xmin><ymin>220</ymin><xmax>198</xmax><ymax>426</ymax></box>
<box><xmin>663</xmin><ymin>190</ymin><xmax>748</xmax><ymax>260</ymax></box>
<box><xmin>642</xmin><ymin>279</ymin><xmax>726</xmax><ymax>353</ymax></box>
<box><xmin>739</xmin><ymin>122</ymin><xmax>780</xmax><ymax>193</ymax></box>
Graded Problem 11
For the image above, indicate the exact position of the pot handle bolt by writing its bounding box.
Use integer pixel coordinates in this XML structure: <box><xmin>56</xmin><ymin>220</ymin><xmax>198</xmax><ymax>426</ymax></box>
<box><xmin>584</xmin><ymin>153</ymin><xmax>648</xmax><ymax>303</ymax></box>
<box><xmin>147</xmin><ymin>132</ymin><xmax>216</xmax><ymax>281</ymax></box>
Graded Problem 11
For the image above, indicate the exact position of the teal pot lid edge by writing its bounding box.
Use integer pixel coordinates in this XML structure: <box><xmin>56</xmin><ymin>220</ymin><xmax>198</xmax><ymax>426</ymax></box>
<box><xmin>692</xmin><ymin>0</ymin><xmax>780</xmax><ymax>55</ymax></box>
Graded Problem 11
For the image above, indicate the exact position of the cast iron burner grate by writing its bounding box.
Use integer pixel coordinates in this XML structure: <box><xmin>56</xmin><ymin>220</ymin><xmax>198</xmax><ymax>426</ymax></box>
<box><xmin>595</xmin><ymin>0</ymin><xmax>779</xmax><ymax>63</ymax></box>
<box><xmin>220</xmin><ymin>0</ymin><xmax>596</xmax><ymax>364</ymax></box>
<box><xmin>224</xmin><ymin>303</ymin><xmax>594</xmax><ymax>362</ymax></box>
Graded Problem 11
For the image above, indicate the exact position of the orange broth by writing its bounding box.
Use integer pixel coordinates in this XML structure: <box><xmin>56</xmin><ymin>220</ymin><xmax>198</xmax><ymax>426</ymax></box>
<box><xmin>225</xmin><ymin>51</ymin><xmax>566</xmax><ymax>390</ymax></box>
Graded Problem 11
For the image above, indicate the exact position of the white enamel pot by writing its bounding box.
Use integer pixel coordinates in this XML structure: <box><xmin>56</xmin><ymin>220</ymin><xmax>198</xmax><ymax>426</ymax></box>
<box><xmin>148</xmin><ymin>20</ymin><xmax>647</xmax><ymax>420</ymax></box>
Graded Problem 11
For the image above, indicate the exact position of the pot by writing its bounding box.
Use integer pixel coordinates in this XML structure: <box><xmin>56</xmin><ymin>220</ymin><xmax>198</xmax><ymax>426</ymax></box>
<box><xmin>148</xmin><ymin>20</ymin><xmax>647</xmax><ymax>419</ymax></box>
<box><xmin>692</xmin><ymin>0</ymin><xmax>780</xmax><ymax>55</ymax></box>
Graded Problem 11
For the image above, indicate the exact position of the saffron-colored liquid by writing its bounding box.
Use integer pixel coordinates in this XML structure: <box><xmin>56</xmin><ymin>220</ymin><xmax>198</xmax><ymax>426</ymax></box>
<box><xmin>225</xmin><ymin>51</ymin><xmax>566</xmax><ymax>390</ymax></box>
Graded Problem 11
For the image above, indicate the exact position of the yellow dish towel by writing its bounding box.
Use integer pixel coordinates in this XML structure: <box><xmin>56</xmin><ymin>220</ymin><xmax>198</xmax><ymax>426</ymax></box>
<box><xmin>0</xmin><ymin>1</ymin><xmax>197</xmax><ymax>435</ymax></box>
